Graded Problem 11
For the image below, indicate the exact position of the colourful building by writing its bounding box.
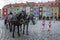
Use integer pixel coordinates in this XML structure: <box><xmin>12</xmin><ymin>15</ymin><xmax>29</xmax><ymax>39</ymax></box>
<box><xmin>39</xmin><ymin>7</ymin><xmax>43</xmax><ymax>15</ymax></box>
<box><xmin>56</xmin><ymin>0</ymin><xmax>60</xmax><ymax>19</ymax></box>
<box><xmin>26</xmin><ymin>7</ymin><xmax>30</xmax><ymax>15</ymax></box>
<box><xmin>39</xmin><ymin>7</ymin><xmax>43</xmax><ymax>19</ymax></box>
<box><xmin>33</xmin><ymin>6</ymin><xmax>39</xmax><ymax>17</ymax></box>
<box><xmin>42</xmin><ymin>6</ymin><xmax>46</xmax><ymax>17</ymax></box>
<box><xmin>2</xmin><ymin>6</ymin><xmax>8</xmax><ymax>17</ymax></box>
<box><xmin>2</xmin><ymin>0</ymin><xmax>60</xmax><ymax>20</ymax></box>
<box><xmin>50</xmin><ymin>6</ymin><xmax>59</xmax><ymax>19</ymax></box>
<box><xmin>46</xmin><ymin>6</ymin><xmax>51</xmax><ymax>17</ymax></box>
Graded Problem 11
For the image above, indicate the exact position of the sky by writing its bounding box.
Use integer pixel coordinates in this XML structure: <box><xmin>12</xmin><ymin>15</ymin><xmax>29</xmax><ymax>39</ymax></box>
<box><xmin>0</xmin><ymin>0</ymin><xmax>55</xmax><ymax>9</ymax></box>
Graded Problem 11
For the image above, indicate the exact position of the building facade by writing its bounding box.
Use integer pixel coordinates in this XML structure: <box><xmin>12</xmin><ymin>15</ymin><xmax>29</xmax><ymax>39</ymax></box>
<box><xmin>26</xmin><ymin>7</ymin><xmax>30</xmax><ymax>15</ymax></box>
<box><xmin>50</xmin><ymin>6</ymin><xmax>59</xmax><ymax>19</ymax></box>
<box><xmin>2</xmin><ymin>6</ymin><xmax>8</xmax><ymax>17</ymax></box>
<box><xmin>33</xmin><ymin>6</ymin><xmax>39</xmax><ymax>17</ymax></box>
<box><xmin>42</xmin><ymin>6</ymin><xmax>46</xmax><ymax>18</ymax></box>
<box><xmin>56</xmin><ymin>0</ymin><xmax>60</xmax><ymax>19</ymax></box>
<box><xmin>2</xmin><ymin>0</ymin><xmax>60</xmax><ymax>20</ymax></box>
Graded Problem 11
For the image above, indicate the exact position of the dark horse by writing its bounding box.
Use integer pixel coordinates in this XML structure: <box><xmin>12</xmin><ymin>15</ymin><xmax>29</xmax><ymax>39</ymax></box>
<box><xmin>4</xmin><ymin>11</ymin><xmax>30</xmax><ymax>38</ymax></box>
<box><xmin>17</xmin><ymin>10</ymin><xmax>30</xmax><ymax>35</ymax></box>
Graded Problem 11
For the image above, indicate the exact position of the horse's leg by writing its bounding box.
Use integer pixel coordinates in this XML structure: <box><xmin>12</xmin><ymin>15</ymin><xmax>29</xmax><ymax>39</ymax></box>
<box><xmin>6</xmin><ymin>22</ymin><xmax>8</xmax><ymax>29</ymax></box>
<box><xmin>17</xmin><ymin>25</ymin><xmax>20</xmax><ymax>37</ymax></box>
<box><xmin>20</xmin><ymin>24</ymin><xmax>22</xmax><ymax>31</ymax></box>
<box><xmin>9</xmin><ymin>22</ymin><xmax>11</xmax><ymax>32</ymax></box>
<box><xmin>23</xmin><ymin>24</ymin><xmax>25</xmax><ymax>34</ymax></box>
<box><xmin>12</xmin><ymin>25</ymin><xmax>15</xmax><ymax>38</ymax></box>
<box><xmin>32</xmin><ymin>19</ymin><xmax>35</xmax><ymax>25</ymax></box>
<box><xmin>9</xmin><ymin>22</ymin><xmax>12</xmax><ymax>32</ymax></box>
<box><xmin>26</xmin><ymin>23</ymin><xmax>29</xmax><ymax>35</ymax></box>
<box><xmin>4</xmin><ymin>19</ymin><xmax>6</xmax><ymax>25</ymax></box>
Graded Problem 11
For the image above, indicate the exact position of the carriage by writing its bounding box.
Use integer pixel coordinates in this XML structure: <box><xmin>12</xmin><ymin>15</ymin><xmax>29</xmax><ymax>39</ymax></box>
<box><xmin>4</xmin><ymin>10</ymin><xmax>36</xmax><ymax>38</ymax></box>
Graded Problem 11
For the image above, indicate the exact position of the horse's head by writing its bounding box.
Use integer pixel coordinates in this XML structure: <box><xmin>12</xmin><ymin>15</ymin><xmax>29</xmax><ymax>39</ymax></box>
<box><xmin>17</xmin><ymin>11</ymin><xmax>30</xmax><ymax>24</ymax></box>
<box><xmin>18</xmin><ymin>11</ymin><xmax>26</xmax><ymax>24</ymax></box>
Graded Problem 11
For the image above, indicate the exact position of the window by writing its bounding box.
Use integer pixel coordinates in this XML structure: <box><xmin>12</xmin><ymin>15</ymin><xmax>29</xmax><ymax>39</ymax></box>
<box><xmin>51</xmin><ymin>16</ymin><xmax>53</xmax><ymax>19</ymax></box>
<box><xmin>55</xmin><ymin>17</ymin><xmax>57</xmax><ymax>19</ymax></box>
<box><xmin>4</xmin><ymin>9</ymin><xmax>7</xmax><ymax>11</ymax></box>
<box><xmin>55</xmin><ymin>3</ymin><xmax>57</xmax><ymax>5</ymax></box>
<box><xmin>51</xmin><ymin>3</ymin><xmax>53</xmax><ymax>5</ymax></box>
<box><xmin>17</xmin><ymin>9</ymin><xmax>19</xmax><ymax>10</ymax></box>
<box><xmin>39</xmin><ymin>12</ymin><xmax>42</xmax><ymax>15</ymax></box>
<box><xmin>40</xmin><ymin>8</ymin><xmax>42</xmax><ymax>10</ymax></box>
<box><xmin>31</xmin><ymin>8</ymin><xmax>33</xmax><ymax>11</ymax></box>
<box><xmin>4</xmin><ymin>12</ymin><xmax>6</xmax><ymax>14</ymax></box>
<box><xmin>59</xmin><ymin>3</ymin><xmax>60</xmax><ymax>5</ymax></box>
<box><xmin>55</xmin><ymin>9</ymin><xmax>56</xmax><ymax>11</ymax></box>
<box><xmin>52</xmin><ymin>13</ymin><xmax>53</xmax><ymax>15</ymax></box>
<box><xmin>52</xmin><ymin>9</ymin><xmax>53</xmax><ymax>11</ymax></box>
<box><xmin>51</xmin><ymin>13</ymin><xmax>53</xmax><ymax>17</ymax></box>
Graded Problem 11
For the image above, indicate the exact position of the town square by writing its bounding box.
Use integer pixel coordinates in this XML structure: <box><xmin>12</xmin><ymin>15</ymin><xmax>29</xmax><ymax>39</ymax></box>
<box><xmin>0</xmin><ymin>0</ymin><xmax>60</xmax><ymax>40</ymax></box>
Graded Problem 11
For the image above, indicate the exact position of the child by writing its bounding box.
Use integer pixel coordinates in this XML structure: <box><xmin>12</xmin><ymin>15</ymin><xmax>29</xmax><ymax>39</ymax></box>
<box><xmin>48</xmin><ymin>21</ymin><xmax>51</xmax><ymax>31</ymax></box>
<box><xmin>42</xmin><ymin>20</ymin><xmax>45</xmax><ymax>30</ymax></box>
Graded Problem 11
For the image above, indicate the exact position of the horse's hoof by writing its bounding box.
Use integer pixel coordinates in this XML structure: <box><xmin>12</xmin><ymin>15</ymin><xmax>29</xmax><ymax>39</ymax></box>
<box><xmin>18</xmin><ymin>33</ymin><xmax>20</xmax><ymax>37</ymax></box>
<box><xmin>6</xmin><ymin>27</ymin><xmax>8</xmax><ymax>29</ymax></box>
<box><xmin>26</xmin><ymin>33</ymin><xmax>29</xmax><ymax>35</ymax></box>
<box><xmin>10</xmin><ymin>29</ymin><xmax>12</xmax><ymax>32</ymax></box>
<box><xmin>12</xmin><ymin>36</ymin><xmax>15</xmax><ymax>38</ymax></box>
<box><xmin>20</xmin><ymin>29</ymin><xmax>22</xmax><ymax>31</ymax></box>
<box><xmin>18</xmin><ymin>34</ymin><xmax>20</xmax><ymax>37</ymax></box>
<box><xmin>5</xmin><ymin>25</ymin><xmax>8</xmax><ymax>29</ymax></box>
<box><xmin>10</xmin><ymin>30</ymin><xmax>12</xmax><ymax>32</ymax></box>
<box><xmin>23</xmin><ymin>33</ymin><xmax>24</xmax><ymax>34</ymax></box>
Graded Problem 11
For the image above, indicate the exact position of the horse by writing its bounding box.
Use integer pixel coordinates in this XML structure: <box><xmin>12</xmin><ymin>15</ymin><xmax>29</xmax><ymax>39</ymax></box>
<box><xmin>4</xmin><ymin>10</ymin><xmax>35</xmax><ymax>38</ymax></box>
<box><xmin>5</xmin><ymin>11</ymin><xmax>30</xmax><ymax>38</ymax></box>
<box><xmin>29</xmin><ymin>14</ymin><xmax>36</xmax><ymax>25</ymax></box>
<box><xmin>17</xmin><ymin>10</ymin><xmax>30</xmax><ymax>35</ymax></box>
<box><xmin>4</xmin><ymin>12</ymin><xmax>21</xmax><ymax>38</ymax></box>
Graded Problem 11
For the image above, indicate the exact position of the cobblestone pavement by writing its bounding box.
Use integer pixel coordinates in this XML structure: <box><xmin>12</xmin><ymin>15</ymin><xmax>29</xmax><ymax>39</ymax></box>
<box><xmin>0</xmin><ymin>20</ymin><xmax>60</xmax><ymax>40</ymax></box>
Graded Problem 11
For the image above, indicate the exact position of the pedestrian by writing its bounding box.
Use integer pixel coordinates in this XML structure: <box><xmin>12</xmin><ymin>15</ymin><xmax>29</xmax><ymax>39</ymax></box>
<box><xmin>42</xmin><ymin>20</ymin><xmax>45</xmax><ymax>30</ymax></box>
<box><xmin>48</xmin><ymin>21</ymin><xmax>51</xmax><ymax>31</ymax></box>
<box><xmin>4</xmin><ymin>16</ymin><xmax>8</xmax><ymax>25</ymax></box>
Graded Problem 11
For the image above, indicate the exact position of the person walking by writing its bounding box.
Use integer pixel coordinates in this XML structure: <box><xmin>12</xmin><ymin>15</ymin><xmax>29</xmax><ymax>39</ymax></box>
<box><xmin>48</xmin><ymin>21</ymin><xmax>51</xmax><ymax>31</ymax></box>
<box><xmin>42</xmin><ymin>20</ymin><xmax>45</xmax><ymax>30</ymax></box>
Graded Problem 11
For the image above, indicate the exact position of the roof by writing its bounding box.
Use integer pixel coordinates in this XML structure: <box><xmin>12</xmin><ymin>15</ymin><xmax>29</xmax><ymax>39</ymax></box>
<box><xmin>2</xmin><ymin>0</ymin><xmax>59</xmax><ymax>9</ymax></box>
